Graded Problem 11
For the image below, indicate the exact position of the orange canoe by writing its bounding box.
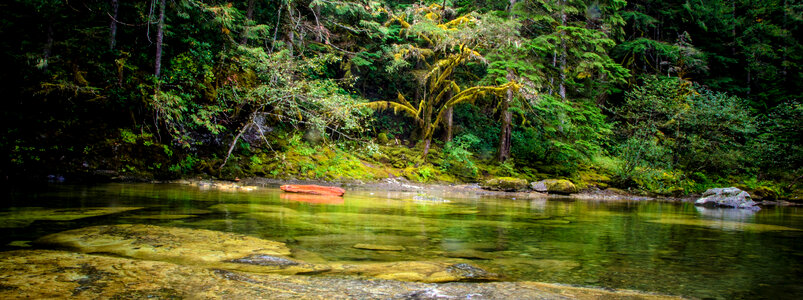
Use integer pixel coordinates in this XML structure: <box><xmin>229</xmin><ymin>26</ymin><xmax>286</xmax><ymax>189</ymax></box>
<box><xmin>280</xmin><ymin>184</ymin><xmax>346</xmax><ymax>197</ymax></box>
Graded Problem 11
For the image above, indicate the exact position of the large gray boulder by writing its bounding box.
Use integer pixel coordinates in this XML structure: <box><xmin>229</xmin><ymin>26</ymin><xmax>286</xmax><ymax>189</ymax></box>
<box><xmin>695</xmin><ymin>187</ymin><xmax>760</xmax><ymax>210</ymax></box>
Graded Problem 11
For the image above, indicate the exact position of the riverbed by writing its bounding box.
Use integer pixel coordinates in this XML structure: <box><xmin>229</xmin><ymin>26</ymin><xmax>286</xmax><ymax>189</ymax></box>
<box><xmin>2</xmin><ymin>183</ymin><xmax>801</xmax><ymax>299</ymax></box>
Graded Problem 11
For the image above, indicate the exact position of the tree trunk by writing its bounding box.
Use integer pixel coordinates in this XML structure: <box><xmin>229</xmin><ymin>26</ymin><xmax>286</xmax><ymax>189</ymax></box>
<box><xmin>269</xmin><ymin>2</ymin><xmax>283</xmax><ymax>54</ymax></box>
<box><xmin>443</xmin><ymin>106</ymin><xmax>453</xmax><ymax>143</ymax></box>
<box><xmin>782</xmin><ymin>0</ymin><xmax>788</xmax><ymax>82</ymax></box>
<box><xmin>558</xmin><ymin>1</ymin><xmax>567</xmax><ymax>100</ymax></box>
<box><xmin>731</xmin><ymin>1</ymin><xmax>736</xmax><ymax>56</ymax></box>
<box><xmin>154</xmin><ymin>0</ymin><xmax>166</xmax><ymax>78</ymax></box>
<box><xmin>497</xmin><ymin>89</ymin><xmax>513</xmax><ymax>162</ymax></box>
<box><xmin>240</xmin><ymin>0</ymin><xmax>255</xmax><ymax>45</ymax></box>
<box><xmin>287</xmin><ymin>31</ymin><xmax>295</xmax><ymax>56</ymax></box>
<box><xmin>42</xmin><ymin>21</ymin><xmax>54</xmax><ymax>71</ymax></box>
<box><xmin>422</xmin><ymin>137</ymin><xmax>432</xmax><ymax>161</ymax></box>
<box><xmin>109</xmin><ymin>0</ymin><xmax>118</xmax><ymax>50</ymax></box>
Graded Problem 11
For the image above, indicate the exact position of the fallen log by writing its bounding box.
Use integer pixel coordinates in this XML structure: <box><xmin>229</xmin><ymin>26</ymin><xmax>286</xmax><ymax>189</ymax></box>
<box><xmin>280</xmin><ymin>184</ymin><xmax>346</xmax><ymax>197</ymax></box>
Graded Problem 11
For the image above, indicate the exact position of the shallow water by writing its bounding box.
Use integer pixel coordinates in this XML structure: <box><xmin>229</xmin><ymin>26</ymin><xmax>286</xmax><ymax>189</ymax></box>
<box><xmin>2</xmin><ymin>183</ymin><xmax>801</xmax><ymax>299</ymax></box>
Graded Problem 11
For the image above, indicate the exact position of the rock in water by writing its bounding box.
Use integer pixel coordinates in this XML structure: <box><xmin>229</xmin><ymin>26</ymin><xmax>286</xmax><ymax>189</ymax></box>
<box><xmin>481</xmin><ymin>177</ymin><xmax>529</xmax><ymax>192</ymax></box>
<box><xmin>0</xmin><ymin>250</ymin><xmax>687</xmax><ymax>299</ymax></box>
<box><xmin>227</xmin><ymin>254</ymin><xmax>301</xmax><ymax>266</ymax></box>
<box><xmin>695</xmin><ymin>187</ymin><xmax>760</xmax><ymax>210</ymax></box>
<box><xmin>280</xmin><ymin>184</ymin><xmax>346</xmax><ymax>196</ymax></box>
<box><xmin>33</xmin><ymin>224</ymin><xmax>329</xmax><ymax>275</ymax></box>
<box><xmin>446</xmin><ymin>263</ymin><xmax>497</xmax><ymax>281</ymax></box>
<box><xmin>329</xmin><ymin>261</ymin><xmax>500</xmax><ymax>282</ymax></box>
<box><xmin>530</xmin><ymin>179</ymin><xmax>578</xmax><ymax>195</ymax></box>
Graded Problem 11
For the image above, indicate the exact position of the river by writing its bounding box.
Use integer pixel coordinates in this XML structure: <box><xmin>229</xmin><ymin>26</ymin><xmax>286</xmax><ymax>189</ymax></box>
<box><xmin>2</xmin><ymin>183</ymin><xmax>801</xmax><ymax>299</ymax></box>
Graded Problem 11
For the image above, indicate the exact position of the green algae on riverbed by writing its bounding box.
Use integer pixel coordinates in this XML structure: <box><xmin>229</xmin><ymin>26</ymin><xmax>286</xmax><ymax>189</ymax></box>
<box><xmin>645</xmin><ymin>217</ymin><xmax>802</xmax><ymax>232</ymax></box>
<box><xmin>0</xmin><ymin>207</ymin><xmax>144</xmax><ymax>228</ymax></box>
<box><xmin>0</xmin><ymin>250</ymin><xmax>683</xmax><ymax>299</ymax></box>
<box><xmin>32</xmin><ymin>224</ymin><xmax>501</xmax><ymax>282</ymax></box>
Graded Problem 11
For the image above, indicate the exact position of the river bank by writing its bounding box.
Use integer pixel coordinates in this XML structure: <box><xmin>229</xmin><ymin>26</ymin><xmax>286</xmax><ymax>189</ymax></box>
<box><xmin>185</xmin><ymin>177</ymin><xmax>801</xmax><ymax>207</ymax></box>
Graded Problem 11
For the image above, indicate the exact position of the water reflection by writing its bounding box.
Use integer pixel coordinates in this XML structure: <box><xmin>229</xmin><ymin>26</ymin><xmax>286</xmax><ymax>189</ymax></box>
<box><xmin>695</xmin><ymin>206</ymin><xmax>757</xmax><ymax>221</ymax></box>
<box><xmin>280</xmin><ymin>193</ymin><xmax>344</xmax><ymax>205</ymax></box>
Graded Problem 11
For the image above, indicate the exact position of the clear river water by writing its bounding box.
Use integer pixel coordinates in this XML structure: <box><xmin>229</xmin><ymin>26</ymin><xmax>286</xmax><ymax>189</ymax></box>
<box><xmin>2</xmin><ymin>183</ymin><xmax>801</xmax><ymax>299</ymax></box>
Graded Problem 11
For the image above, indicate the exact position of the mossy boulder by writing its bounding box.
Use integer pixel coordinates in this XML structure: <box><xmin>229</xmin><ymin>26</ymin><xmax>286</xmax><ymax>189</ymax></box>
<box><xmin>482</xmin><ymin>177</ymin><xmax>529</xmax><ymax>192</ymax></box>
<box><xmin>751</xmin><ymin>186</ymin><xmax>779</xmax><ymax>200</ymax></box>
<box><xmin>530</xmin><ymin>179</ymin><xmax>578</xmax><ymax>195</ymax></box>
<box><xmin>377</xmin><ymin>132</ymin><xmax>389</xmax><ymax>144</ymax></box>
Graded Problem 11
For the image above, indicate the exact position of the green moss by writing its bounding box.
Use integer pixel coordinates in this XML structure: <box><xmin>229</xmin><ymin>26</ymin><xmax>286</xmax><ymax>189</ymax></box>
<box><xmin>531</xmin><ymin>179</ymin><xmax>578</xmax><ymax>194</ymax></box>
<box><xmin>377</xmin><ymin>132</ymin><xmax>389</xmax><ymax>144</ymax></box>
<box><xmin>482</xmin><ymin>177</ymin><xmax>529</xmax><ymax>191</ymax></box>
<box><xmin>576</xmin><ymin>168</ymin><xmax>612</xmax><ymax>189</ymax></box>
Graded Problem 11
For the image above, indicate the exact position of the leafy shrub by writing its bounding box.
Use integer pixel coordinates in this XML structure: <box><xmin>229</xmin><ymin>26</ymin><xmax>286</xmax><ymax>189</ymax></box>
<box><xmin>614</xmin><ymin>76</ymin><xmax>756</xmax><ymax>178</ymax></box>
<box><xmin>418</xmin><ymin>166</ymin><xmax>435</xmax><ymax>182</ymax></box>
<box><xmin>453</xmin><ymin>104</ymin><xmax>500</xmax><ymax>158</ymax></box>
<box><xmin>513</xmin><ymin>95</ymin><xmax>611</xmax><ymax>173</ymax></box>
<box><xmin>441</xmin><ymin>133</ymin><xmax>481</xmax><ymax>179</ymax></box>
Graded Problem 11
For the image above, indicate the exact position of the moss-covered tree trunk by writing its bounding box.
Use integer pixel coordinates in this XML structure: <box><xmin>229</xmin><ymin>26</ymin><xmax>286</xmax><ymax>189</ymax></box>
<box><xmin>443</xmin><ymin>98</ymin><xmax>453</xmax><ymax>143</ymax></box>
<box><xmin>558</xmin><ymin>0</ymin><xmax>567</xmax><ymax>100</ymax></box>
<box><xmin>497</xmin><ymin>89</ymin><xmax>512</xmax><ymax>161</ymax></box>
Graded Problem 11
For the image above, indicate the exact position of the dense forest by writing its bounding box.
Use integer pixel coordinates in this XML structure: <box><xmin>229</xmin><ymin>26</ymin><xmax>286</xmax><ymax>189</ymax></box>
<box><xmin>1</xmin><ymin>0</ymin><xmax>801</xmax><ymax>198</ymax></box>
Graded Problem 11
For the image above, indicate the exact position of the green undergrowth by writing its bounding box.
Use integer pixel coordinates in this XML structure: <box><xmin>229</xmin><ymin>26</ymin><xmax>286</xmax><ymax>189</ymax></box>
<box><xmin>217</xmin><ymin>134</ymin><xmax>615</xmax><ymax>188</ymax></box>
<box><xmin>210</xmin><ymin>135</ymin><xmax>800</xmax><ymax>199</ymax></box>
<box><xmin>28</xmin><ymin>130</ymin><xmax>799</xmax><ymax>201</ymax></box>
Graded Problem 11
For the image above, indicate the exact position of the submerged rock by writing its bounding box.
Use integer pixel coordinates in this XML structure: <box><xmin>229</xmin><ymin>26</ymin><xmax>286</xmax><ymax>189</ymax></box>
<box><xmin>227</xmin><ymin>254</ymin><xmax>301</xmax><ymax>267</ymax></box>
<box><xmin>6</xmin><ymin>240</ymin><xmax>31</xmax><ymax>247</ymax></box>
<box><xmin>0</xmin><ymin>250</ymin><xmax>685</xmax><ymax>299</ymax></box>
<box><xmin>446</xmin><ymin>263</ymin><xmax>497</xmax><ymax>281</ymax></box>
<box><xmin>530</xmin><ymin>179</ymin><xmax>578</xmax><ymax>195</ymax></box>
<box><xmin>444</xmin><ymin>250</ymin><xmax>495</xmax><ymax>260</ymax></box>
<box><xmin>353</xmin><ymin>243</ymin><xmax>405</xmax><ymax>251</ymax></box>
<box><xmin>33</xmin><ymin>224</ymin><xmax>326</xmax><ymax>275</ymax></box>
<box><xmin>32</xmin><ymin>224</ymin><xmax>489</xmax><ymax>283</ymax></box>
<box><xmin>329</xmin><ymin>261</ymin><xmax>500</xmax><ymax>283</ymax></box>
<box><xmin>645</xmin><ymin>217</ymin><xmax>800</xmax><ymax>232</ymax></box>
<box><xmin>412</xmin><ymin>194</ymin><xmax>450</xmax><ymax>203</ymax></box>
<box><xmin>0</xmin><ymin>207</ymin><xmax>143</xmax><ymax>228</ymax></box>
<box><xmin>695</xmin><ymin>187</ymin><xmax>759</xmax><ymax>210</ymax></box>
<box><xmin>481</xmin><ymin>177</ymin><xmax>529</xmax><ymax>192</ymax></box>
